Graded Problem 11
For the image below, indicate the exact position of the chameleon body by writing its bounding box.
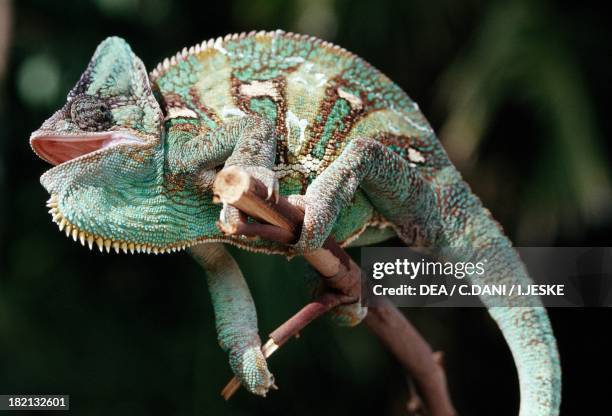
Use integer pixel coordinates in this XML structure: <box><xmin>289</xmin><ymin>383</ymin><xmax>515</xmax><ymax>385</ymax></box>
<box><xmin>30</xmin><ymin>31</ymin><xmax>560</xmax><ymax>414</ymax></box>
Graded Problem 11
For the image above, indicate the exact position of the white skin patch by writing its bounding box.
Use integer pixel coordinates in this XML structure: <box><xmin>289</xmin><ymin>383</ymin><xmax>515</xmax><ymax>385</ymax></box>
<box><xmin>286</xmin><ymin>110</ymin><xmax>308</xmax><ymax>144</ymax></box>
<box><xmin>392</xmin><ymin>108</ymin><xmax>432</xmax><ymax>133</ymax></box>
<box><xmin>165</xmin><ymin>107</ymin><xmax>199</xmax><ymax>120</ymax></box>
<box><xmin>221</xmin><ymin>106</ymin><xmax>247</xmax><ymax>118</ymax></box>
<box><xmin>389</xmin><ymin>124</ymin><xmax>400</xmax><ymax>134</ymax></box>
<box><xmin>284</xmin><ymin>56</ymin><xmax>305</xmax><ymax>64</ymax></box>
<box><xmin>338</xmin><ymin>87</ymin><xmax>363</xmax><ymax>109</ymax></box>
<box><xmin>239</xmin><ymin>80</ymin><xmax>281</xmax><ymax>101</ymax></box>
<box><xmin>315</xmin><ymin>74</ymin><xmax>327</xmax><ymax>87</ymax></box>
<box><xmin>406</xmin><ymin>117</ymin><xmax>432</xmax><ymax>133</ymax></box>
<box><xmin>314</xmin><ymin>73</ymin><xmax>327</xmax><ymax>87</ymax></box>
<box><xmin>290</xmin><ymin>62</ymin><xmax>328</xmax><ymax>87</ymax></box>
<box><xmin>408</xmin><ymin>147</ymin><xmax>425</xmax><ymax>163</ymax></box>
<box><xmin>292</xmin><ymin>72</ymin><xmax>327</xmax><ymax>88</ymax></box>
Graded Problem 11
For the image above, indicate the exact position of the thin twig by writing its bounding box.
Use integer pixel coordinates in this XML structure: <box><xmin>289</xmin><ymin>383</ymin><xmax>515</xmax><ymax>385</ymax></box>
<box><xmin>220</xmin><ymin>292</ymin><xmax>345</xmax><ymax>399</ymax></box>
<box><xmin>212</xmin><ymin>166</ymin><xmax>456</xmax><ymax>416</ymax></box>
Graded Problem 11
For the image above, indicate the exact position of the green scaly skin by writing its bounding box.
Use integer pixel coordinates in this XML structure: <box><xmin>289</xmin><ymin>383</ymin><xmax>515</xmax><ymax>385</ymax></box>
<box><xmin>30</xmin><ymin>31</ymin><xmax>560</xmax><ymax>413</ymax></box>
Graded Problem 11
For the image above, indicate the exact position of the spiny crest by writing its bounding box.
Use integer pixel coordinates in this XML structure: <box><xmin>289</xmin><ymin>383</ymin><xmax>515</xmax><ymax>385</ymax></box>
<box><xmin>46</xmin><ymin>193</ymin><xmax>196</xmax><ymax>255</ymax></box>
<box><xmin>149</xmin><ymin>30</ymin><xmax>355</xmax><ymax>82</ymax></box>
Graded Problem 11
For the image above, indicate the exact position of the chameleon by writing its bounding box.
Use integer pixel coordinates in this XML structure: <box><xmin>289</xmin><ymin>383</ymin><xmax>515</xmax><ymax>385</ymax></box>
<box><xmin>29</xmin><ymin>31</ymin><xmax>561</xmax><ymax>414</ymax></box>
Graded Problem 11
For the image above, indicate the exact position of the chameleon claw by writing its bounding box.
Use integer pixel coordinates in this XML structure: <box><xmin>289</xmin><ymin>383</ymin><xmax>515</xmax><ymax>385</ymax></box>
<box><xmin>266</xmin><ymin>179</ymin><xmax>280</xmax><ymax>203</ymax></box>
<box><xmin>219</xmin><ymin>201</ymin><xmax>243</xmax><ymax>226</ymax></box>
<box><xmin>234</xmin><ymin>165</ymin><xmax>279</xmax><ymax>204</ymax></box>
<box><xmin>219</xmin><ymin>202</ymin><xmax>229</xmax><ymax>224</ymax></box>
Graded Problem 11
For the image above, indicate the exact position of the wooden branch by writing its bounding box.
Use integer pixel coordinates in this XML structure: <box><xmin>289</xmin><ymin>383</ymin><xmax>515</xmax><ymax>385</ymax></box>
<box><xmin>365</xmin><ymin>299</ymin><xmax>455</xmax><ymax>416</ymax></box>
<box><xmin>213</xmin><ymin>166</ymin><xmax>456</xmax><ymax>416</ymax></box>
<box><xmin>213</xmin><ymin>166</ymin><xmax>303</xmax><ymax>235</ymax></box>
<box><xmin>213</xmin><ymin>166</ymin><xmax>360</xmax><ymax>299</ymax></box>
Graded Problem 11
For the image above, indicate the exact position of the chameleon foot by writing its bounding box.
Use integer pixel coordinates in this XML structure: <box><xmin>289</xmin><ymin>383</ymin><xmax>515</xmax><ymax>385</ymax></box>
<box><xmin>230</xmin><ymin>345</ymin><xmax>275</xmax><ymax>396</ymax></box>
<box><xmin>218</xmin><ymin>165</ymin><xmax>279</xmax><ymax>230</ymax></box>
<box><xmin>285</xmin><ymin>193</ymin><xmax>331</xmax><ymax>255</ymax></box>
<box><xmin>329</xmin><ymin>301</ymin><xmax>368</xmax><ymax>327</ymax></box>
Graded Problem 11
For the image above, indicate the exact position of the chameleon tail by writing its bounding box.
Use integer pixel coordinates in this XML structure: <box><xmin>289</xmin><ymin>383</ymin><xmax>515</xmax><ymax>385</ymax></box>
<box><xmin>488</xmin><ymin>306</ymin><xmax>561</xmax><ymax>415</ymax></box>
<box><xmin>442</xmin><ymin>183</ymin><xmax>562</xmax><ymax>415</ymax></box>
<box><xmin>469</xmin><ymin>239</ymin><xmax>561</xmax><ymax>415</ymax></box>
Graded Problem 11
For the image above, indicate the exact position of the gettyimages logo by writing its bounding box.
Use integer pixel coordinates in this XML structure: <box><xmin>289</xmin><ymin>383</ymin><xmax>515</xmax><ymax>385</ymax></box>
<box><xmin>361</xmin><ymin>247</ymin><xmax>612</xmax><ymax>307</ymax></box>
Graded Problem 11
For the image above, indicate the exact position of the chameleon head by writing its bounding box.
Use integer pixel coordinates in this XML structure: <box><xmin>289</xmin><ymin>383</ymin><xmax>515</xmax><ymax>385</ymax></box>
<box><xmin>30</xmin><ymin>37</ymin><xmax>221</xmax><ymax>254</ymax></box>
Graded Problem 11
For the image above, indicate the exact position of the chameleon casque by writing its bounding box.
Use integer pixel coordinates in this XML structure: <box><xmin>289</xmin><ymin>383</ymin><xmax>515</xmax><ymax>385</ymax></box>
<box><xmin>30</xmin><ymin>31</ymin><xmax>560</xmax><ymax>414</ymax></box>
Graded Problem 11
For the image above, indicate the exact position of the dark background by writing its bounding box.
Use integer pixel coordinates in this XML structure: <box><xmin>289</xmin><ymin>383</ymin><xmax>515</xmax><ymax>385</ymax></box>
<box><xmin>0</xmin><ymin>0</ymin><xmax>610</xmax><ymax>414</ymax></box>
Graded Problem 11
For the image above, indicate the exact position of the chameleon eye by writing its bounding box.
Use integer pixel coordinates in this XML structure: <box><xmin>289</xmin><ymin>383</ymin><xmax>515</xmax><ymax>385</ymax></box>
<box><xmin>70</xmin><ymin>94</ymin><xmax>113</xmax><ymax>131</ymax></box>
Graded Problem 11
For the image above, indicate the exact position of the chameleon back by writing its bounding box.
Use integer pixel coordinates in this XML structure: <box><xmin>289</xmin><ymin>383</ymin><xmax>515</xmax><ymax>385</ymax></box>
<box><xmin>151</xmin><ymin>30</ymin><xmax>452</xmax><ymax>245</ymax></box>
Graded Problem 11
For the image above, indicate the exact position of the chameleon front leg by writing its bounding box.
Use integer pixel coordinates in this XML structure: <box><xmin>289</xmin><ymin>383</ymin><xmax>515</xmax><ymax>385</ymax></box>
<box><xmin>219</xmin><ymin>116</ymin><xmax>279</xmax><ymax>226</ymax></box>
<box><xmin>189</xmin><ymin>243</ymin><xmax>275</xmax><ymax>396</ymax></box>
<box><xmin>223</xmin><ymin>117</ymin><xmax>278</xmax><ymax>201</ymax></box>
<box><xmin>169</xmin><ymin>115</ymin><xmax>279</xmax><ymax>225</ymax></box>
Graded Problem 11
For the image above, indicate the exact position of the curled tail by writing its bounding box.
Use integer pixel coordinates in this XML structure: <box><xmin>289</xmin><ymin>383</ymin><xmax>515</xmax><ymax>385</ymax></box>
<box><xmin>440</xmin><ymin>174</ymin><xmax>561</xmax><ymax>415</ymax></box>
<box><xmin>488</xmin><ymin>306</ymin><xmax>561</xmax><ymax>415</ymax></box>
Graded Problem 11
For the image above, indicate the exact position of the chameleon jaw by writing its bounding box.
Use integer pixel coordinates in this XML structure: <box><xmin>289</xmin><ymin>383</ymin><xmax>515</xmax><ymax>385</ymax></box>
<box><xmin>45</xmin><ymin>193</ymin><xmax>195</xmax><ymax>255</ymax></box>
<box><xmin>30</xmin><ymin>131</ymin><xmax>145</xmax><ymax>166</ymax></box>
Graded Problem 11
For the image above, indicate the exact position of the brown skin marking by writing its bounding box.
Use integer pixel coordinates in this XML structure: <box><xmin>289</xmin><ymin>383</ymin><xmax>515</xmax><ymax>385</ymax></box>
<box><xmin>376</xmin><ymin>132</ymin><xmax>413</xmax><ymax>150</ymax></box>
<box><xmin>301</xmin><ymin>74</ymin><xmax>369</xmax><ymax>171</ymax></box>
<box><xmin>189</xmin><ymin>86</ymin><xmax>222</xmax><ymax>128</ymax></box>
<box><xmin>168</xmin><ymin>122</ymin><xmax>200</xmax><ymax>135</ymax></box>
<box><xmin>301</xmin><ymin>75</ymin><xmax>339</xmax><ymax>157</ymax></box>
<box><xmin>299</xmin><ymin>175</ymin><xmax>309</xmax><ymax>193</ymax></box>
<box><xmin>163</xmin><ymin>171</ymin><xmax>188</xmax><ymax>194</ymax></box>
<box><xmin>230</xmin><ymin>75</ymin><xmax>248</xmax><ymax>113</ymax></box>
<box><xmin>157</xmin><ymin>91</ymin><xmax>184</xmax><ymax>111</ymax></box>
<box><xmin>125</xmin><ymin>146</ymin><xmax>153</xmax><ymax>164</ymax></box>
<box><xmin>271</xmin><ymin>76</ymin><xmax>289</xmax><ymax>164</ymax></box>
<box><xmin>160</xmin><ymin>92</ymin><xmax>203</xmax><ymax>134</ymax></box>
<box><xmin>230</xmin><ymin>75</ymin><xmax>291</xmax><ymax>164</ymax></box>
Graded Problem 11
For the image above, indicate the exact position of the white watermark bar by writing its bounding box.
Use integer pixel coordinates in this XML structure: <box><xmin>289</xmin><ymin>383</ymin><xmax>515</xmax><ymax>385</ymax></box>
<box><xmin>0</xmin><ymin>395</ymin><xmax>69</xmax><ymax>411</ymax></box>
<box><xmin>360</xmin><ymin>247</ymin><xmax>612</xmax><ymax>307</ymax></box>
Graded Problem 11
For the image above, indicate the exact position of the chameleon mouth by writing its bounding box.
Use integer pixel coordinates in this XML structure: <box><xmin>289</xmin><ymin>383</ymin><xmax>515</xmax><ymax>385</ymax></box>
<box><xmin>30</xmin><ymin>131</ymin><xmax>141</xmax><ymax>166</ymax></box>
<box><xmin>46</xmin><ymin>193</ymin><xmax>196</xmax><ymax>254</ymax></box>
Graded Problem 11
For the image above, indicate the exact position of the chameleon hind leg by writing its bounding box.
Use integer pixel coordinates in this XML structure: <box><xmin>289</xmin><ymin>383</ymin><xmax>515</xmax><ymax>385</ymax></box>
<box><xmin>189</xmin><ymin>243</ymin><xmax>275</xmax><ymax>396</ymax></box>
<box><xmin>288</xmin><ymin>195</ymin><xmax>368</xmax><ymax>327</ymax></box>
<box><xmin>291</xmin><ymin>136</ymin><xmax>444</xmax><ymax>254</ymax></box>
<box><xmin>289</xmin><ymin>137</ymin><xmax>444</xmax><ymax>326</ymax></box>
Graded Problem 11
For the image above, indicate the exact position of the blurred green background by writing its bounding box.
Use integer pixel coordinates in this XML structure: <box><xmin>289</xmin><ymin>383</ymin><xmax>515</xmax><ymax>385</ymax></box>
<box><xmin>1</xmin><ymin>0</ymin><xmax>611</xmax><ymax>414</ymax></box>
